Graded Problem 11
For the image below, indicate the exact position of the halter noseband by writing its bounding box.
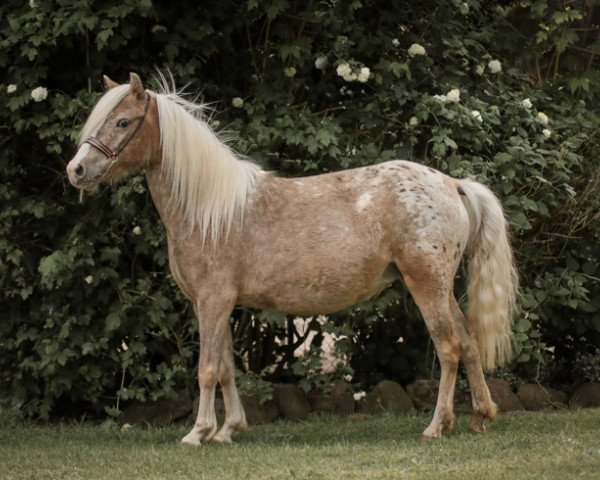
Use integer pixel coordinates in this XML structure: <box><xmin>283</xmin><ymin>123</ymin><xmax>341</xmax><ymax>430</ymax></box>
<box><xmin>83</xmin><ymin>93</ymin><xmax>150</xmax><ymax>165</ymax></box>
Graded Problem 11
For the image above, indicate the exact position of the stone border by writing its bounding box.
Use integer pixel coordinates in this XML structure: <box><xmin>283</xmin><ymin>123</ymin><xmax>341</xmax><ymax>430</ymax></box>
<box><xmin>118</xmin><ymin>380</ymin><xmax>600</xmax><ymax>426</ymax></box>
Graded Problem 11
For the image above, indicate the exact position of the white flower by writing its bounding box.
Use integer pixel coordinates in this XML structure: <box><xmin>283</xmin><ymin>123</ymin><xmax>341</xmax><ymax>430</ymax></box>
<box><xmin>6</xmin><ymin>84</ymin><xmax>17</xmax><ymax>94</ymax></box>
<box><xmin>408</xmin><ymin>43</ymin><xmax>426</xmax><ymax>56</ymax></box>
<box><xmin>231</xmin><ymin>97</ymin><xmax>244</xmax><ymax>108</ymax></box>
<box><xmin>336</xmin><ymin>62</ymin><xmax>352</xmax><ymax>79</ymax></box>
<box><xmin>31</xmin><ymin>86</ymin><xmax>48</xmax><ymax>102</ymax></box>
<box><xmin>343</xmin><ymin>375</ymin><xmax>353</xmax><ymax>382</ymax></box>
<box><xmin>471</xmin><ymin>110</ymin><xmax>483</xmax><ymax>122</ymax></box>
<box><xmin>121</xmin><ymin>341</ymin><xmax>129</xmax><ymax>352</ymax></box>
<box><xmin>392</xmin><ymin>38</ymin><xmax>400</xmax><ymax>47</ymax></box>
<box><xmin>488</xmin><ymin>59</ymin><xmax>502</xmax><ymax>74</ymax></box>
<box><xmin>337</xmin><ymin>64</ymin><xmax>361</xmax><ymax>82</ymax></box>
<box><xmin>353</xmin><ymin>391</ymin><xmax>367</xmax><ymax>401</ymax></box>
<box><xmin>315</xmin><ymin>55</ymin><xmax>328</xmax><ymax>70</ymax></box>
<box><xmin>29</xmin><ymin>0</ymin><xmax>37</xmax><ymax>7</ymax></box>
<box><xmin>284</xmin><ymin>66</ymin><xmax>296</xmax><ymax>78</ymax></box>
<box><xmin>537</xmin><ymin>112</ymin><xmax>549</xmax><ymax>125</ymax></box>
<box><xmin>460</xmin><ymin>2</ymin><xmax>469</xmax><ymax>14</ymax></box>
<box><xmin>446</xmin><ymin>88</ymin><xmax>461</xmax><ymax>103</ymax></box>
<box><xmin>475</xmin><ymin>64</ymin><xmax>485</xmax><ymax>75</ymax></box>
<box><xmin>357</xmin><ymin>67</ymin><xmax>370</xmax><ymax>83</ymax></box>
<box><xmin>409</xmin><ymin>116</ymin><xmax>419</xmax><ymax>126</ymax></box>
<box><xmin>433</xmin><ymin>89</ymin><xmax>460</xmax><ymax>103</ymax></box>
<box><xmin>542</xmin><ymin>128</ymin><xmax>552</xmax><ymax>139</ymax></box>
<box><xmin>522</xmin><ymin>98</ymin><xmax>532</xmax><ymax>109</ymax></box>
<box><xmin>132</xmin><ymin>226</ymin><xmax>141</xmax><ymax>235</ymax></box>
<box><xmin>84</xmin><ymin>275</ymin><xmax>93</xmax><ymax>285</ymax></box>
<box><xmin>496</xmin><ymin>5</ymin><xmax>508</xmax><ymax>16</ymax></box>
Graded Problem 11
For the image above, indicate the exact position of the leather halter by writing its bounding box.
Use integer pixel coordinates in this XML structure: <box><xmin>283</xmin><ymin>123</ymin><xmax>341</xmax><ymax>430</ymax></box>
<box><xmin>83</xmin><ymin>93</ymin><xmax>150</xmax><ymax>164</ymax></box>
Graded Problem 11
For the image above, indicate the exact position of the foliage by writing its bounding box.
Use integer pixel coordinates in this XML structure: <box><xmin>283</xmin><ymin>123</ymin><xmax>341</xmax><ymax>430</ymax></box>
<box><xmin>0</xmin><ymin>0</ymin><xmax>598</xmax><ymax>418</ymax></box>
<box><xmin>574</xmin><ymin>348</ymin><xmax>600</xmax><ymax>383</ymax></box>
<box><xmin>498</xmin><ymin>0</ymin><xmax>600</xmax><ymax>98</ymax></box>
<box><xmin>234</xmin><ymin>368</ymin><xmax>274</xmax><ymax>404</ymax></box>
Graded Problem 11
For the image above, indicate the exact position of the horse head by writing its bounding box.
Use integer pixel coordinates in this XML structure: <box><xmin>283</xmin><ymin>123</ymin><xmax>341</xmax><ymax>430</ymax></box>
<box><xmin>66</xmin><ymin>72</ymin><xmax>158</xmax><ymax>190</ymax></box>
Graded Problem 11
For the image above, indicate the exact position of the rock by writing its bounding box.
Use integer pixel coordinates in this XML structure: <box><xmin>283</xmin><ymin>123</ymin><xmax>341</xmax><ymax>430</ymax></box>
<box><xmin>404</xmin><ymin>379</ymin><xmax>469</xmax><ymax>413</ymax></box>
<box><xmin>407</xmin><ymin>378</ymin><xmax>525</xmax><ymax>413</ymax></box>
<box><xmin>454</xmin><ymin>389</ymin><xmax>473</xmax><ymax>414</ymax></box>
<box><xmin>310</xmin><ymin>380</ymin><xmax>355</xmax><ymax>415</ymax></box>
<box><xmin>120</xmin><ymin>395</ymin><xmax>193</xmax><ymax>426</ymax></box>
<box><xmin>570</xmin><ymin>383</ymin><xmax>600</xmax><ymax>408</ymax></box>
<box><xmin>311</xmin><ymin>394</ymin><xmax>336</xmax><ymax>414</ymax></box>
<box><xmin>273</xmin><ymin>384</ymin><xmax>310</xmax><ymax>420</ymax></box>
<box><xmin>330</xmin><ymin>380</ymin><xmax>356</xmax><ymax>415</ymax></box>
<box><xmin>240</xmin><ymin>391</ymin><xmax>279</xmax><ymax>424</ymax></box>
<box><xmin>357</xmin><ymin>380</ymin><xmax>414</xmax><ymax>414</ymax></box>
<box><xmin>406</xmin><ymin>379</ymin><xmax>438</xmax><ymax>411</ymax></box>
<box><xmin>516</xmin><ymin>384</ymin><xmax>567</xmax><ymax>410</ymax></box>
<box><xmin>486</xmin><ymin>378</ymin><xmax>523</xmax><ymax>412</ymax></box>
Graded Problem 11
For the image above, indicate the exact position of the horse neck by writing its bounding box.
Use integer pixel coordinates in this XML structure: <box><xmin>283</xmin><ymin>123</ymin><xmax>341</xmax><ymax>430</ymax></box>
<box><xmin>144</xmin><ymin>164</ymin><xmax>187</xmax><ymax>237</ymax></box>
<box><xmin>143</xmin><ymin>101</ymin><xmax>263</xmax><ymax>243</ymax></box>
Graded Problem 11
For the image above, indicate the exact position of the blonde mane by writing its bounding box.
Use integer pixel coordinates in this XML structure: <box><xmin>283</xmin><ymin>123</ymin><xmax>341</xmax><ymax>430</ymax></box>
<box><xmin>81</xmin><ymin>79</ymin><xmax>262</xmax><ymax>243</ymax></box>
<box><xmin>155</xmin><ymin>86</ymin><xmax>262</xmax><ymax>243</ymax></box>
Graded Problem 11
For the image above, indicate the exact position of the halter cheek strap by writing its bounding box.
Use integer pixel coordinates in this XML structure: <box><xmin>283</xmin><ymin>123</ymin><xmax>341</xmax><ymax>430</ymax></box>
<box><xmin>83</xmin><ymin>93</ymin><xmax>150</xmax><ymax>165</ymax></box>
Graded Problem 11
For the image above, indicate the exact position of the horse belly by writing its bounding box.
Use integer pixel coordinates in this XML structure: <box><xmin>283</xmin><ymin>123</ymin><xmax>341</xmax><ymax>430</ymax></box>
<box><xmin>238</xmin><ymin>257</ymin><xmax>399</xmax><ymax>317</ymax></box>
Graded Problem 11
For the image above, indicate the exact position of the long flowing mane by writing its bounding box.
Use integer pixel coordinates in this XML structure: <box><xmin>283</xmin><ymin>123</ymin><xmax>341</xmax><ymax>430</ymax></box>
<box><xmin>80</xmin><ymin>79</ymin><xmax>262</xmax><ymax>243</ymax></box>
<box><xmin>154</xmin><ymin>85</ymin><xmax>262</xmax><ymax>242</ymax></box>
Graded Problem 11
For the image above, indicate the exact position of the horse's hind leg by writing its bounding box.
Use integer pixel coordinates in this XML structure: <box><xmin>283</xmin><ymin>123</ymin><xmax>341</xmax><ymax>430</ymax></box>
<box><xmin>401</xmin><ymin>267</ymin><xmax>461</xmax><ymax>440</ymax></box>
<box><xmin>211</xmin><ymin>328</ymin><xmax>247</xmax><ymax>443</ymax></box>
<box><xmin>449</xmin><ymin>297</ymin><xmax>497</xmax><ymax>433</ymax></box>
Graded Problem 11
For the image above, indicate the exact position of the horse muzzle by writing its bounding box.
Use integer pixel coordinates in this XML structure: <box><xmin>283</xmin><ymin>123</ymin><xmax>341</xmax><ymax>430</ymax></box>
<box><xmin>66</xmin><ymin>145</ymin><xmax>112</xmax><ymax>190</ymax></box>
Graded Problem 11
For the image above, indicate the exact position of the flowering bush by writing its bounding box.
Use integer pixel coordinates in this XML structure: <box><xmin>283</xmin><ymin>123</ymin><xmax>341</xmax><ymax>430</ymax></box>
<box><xmin>0</xmin><ymin>0</ymin><xmax>598</xmax><ymax>418</ymax></box>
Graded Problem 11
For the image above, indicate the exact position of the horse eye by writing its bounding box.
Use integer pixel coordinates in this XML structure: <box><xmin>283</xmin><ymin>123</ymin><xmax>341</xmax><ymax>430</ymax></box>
<box><xmin>117</xmin><ymin>118</ymin><xmax>130</xmax><ymax>128</ymax></box>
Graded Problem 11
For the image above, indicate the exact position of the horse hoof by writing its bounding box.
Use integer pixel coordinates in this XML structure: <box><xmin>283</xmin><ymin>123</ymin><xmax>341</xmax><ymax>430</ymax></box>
<box><xmin>211</xmin><ymin>432</ymin><xmax>233</xmax><ymax>444</ymax></box>
<box><xmin>180</xmin><ymin>432</ymin><xmax>202</xmax><ymax>446</ymax></box>
<box><xmin>181</xmin><ymin>438</ymin><xmax>201</xmax><ymax>446</ymax></box>
<box><xmin>468</xmin><ymin>415</ymin><xmax>487</xmax><ymax>434</ymax></box>
<box><xmin>420</xmin><ymin>434</ymin><xmax>440</xmax><ymax>442</ymax></box>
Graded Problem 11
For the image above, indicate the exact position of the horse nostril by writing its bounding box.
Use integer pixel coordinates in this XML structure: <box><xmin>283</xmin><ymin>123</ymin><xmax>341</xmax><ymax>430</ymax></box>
<box><xmin>74</xmin><ymin>164</ymin><xmax>85</xmax><ymax>178</ymax></box>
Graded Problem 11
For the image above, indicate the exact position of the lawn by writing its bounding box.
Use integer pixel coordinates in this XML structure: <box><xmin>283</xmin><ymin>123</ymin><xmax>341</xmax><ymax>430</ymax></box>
<box><xmin>1</xmin><ymin>410</ymin><xmax>599</xmax><ymax>479</ymax></box>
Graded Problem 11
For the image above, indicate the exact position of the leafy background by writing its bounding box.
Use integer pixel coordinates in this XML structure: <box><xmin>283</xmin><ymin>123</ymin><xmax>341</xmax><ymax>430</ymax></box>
<box><xmin>0</xmin><ymin>0</ymin><xmax>598</xmax><ymax>418</ymax></box>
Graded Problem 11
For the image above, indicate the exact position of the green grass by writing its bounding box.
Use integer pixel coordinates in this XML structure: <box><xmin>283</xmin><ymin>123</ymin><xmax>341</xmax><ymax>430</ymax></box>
<box><xmin>1</xmin><ymin>410</ymin><xmax>599</xmax><ymax>479</ymax></box>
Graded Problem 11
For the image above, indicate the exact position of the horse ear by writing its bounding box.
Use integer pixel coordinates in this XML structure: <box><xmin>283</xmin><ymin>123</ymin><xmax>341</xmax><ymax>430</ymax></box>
<box><xmin>103</xmin><ymin>75</ymin><xmax>119</xmax><ymax>91</ymax></box>
<box><xmin>129</xmin><ymin>72</ymin><xmax>145</xmax><ymax>101</ymax></box>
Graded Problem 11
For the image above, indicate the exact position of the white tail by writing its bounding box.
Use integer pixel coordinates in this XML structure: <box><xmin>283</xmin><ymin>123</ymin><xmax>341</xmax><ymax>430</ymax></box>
<box><xmin>459</xmin><ymin>179</ymin><xmax>519</xmax><ymax>370</ymax></box>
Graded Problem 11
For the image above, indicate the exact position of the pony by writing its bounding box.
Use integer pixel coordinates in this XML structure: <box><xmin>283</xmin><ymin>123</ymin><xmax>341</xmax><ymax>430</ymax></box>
<box><xmin>66</xmin><ymin>73</ymin><xmax>518</xmax><ymax>444</ymax></box>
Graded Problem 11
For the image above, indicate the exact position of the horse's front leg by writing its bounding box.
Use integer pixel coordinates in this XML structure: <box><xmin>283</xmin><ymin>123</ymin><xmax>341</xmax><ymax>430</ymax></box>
<box><xmin>211</xmin><ymin>328</ymin><xmax>247</xmax><ymax>443</ymax></box>
<box><xmin>181</xmin><ymin>296</ymin><xmax>234</xmax><ymax>446</ymax></box>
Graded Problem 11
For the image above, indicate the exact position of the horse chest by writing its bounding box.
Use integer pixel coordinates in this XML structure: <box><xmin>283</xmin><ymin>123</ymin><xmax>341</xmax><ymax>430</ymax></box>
<box><xmin>166</xmin><ymin>239</ymin><xmax>211</xmax><ymax>301</ymax></box>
